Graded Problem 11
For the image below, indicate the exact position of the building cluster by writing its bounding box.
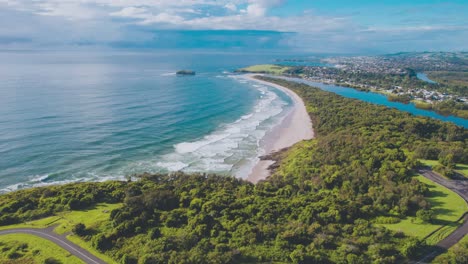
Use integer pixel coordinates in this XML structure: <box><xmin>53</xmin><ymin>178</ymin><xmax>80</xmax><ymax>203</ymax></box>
<box><xmin>298</xmin><ymin>64</ymin><xmax>468</xmax><ymax>105</ymax></box>
<box><xmin>322</xmin><ymin>52</ymin><xmax>468</xmax><ymax>73</ymax></box>
<box><xmin>323</xmin><ymin>56</ymin><xmax>407</xmax><ymax>74</ymax></box>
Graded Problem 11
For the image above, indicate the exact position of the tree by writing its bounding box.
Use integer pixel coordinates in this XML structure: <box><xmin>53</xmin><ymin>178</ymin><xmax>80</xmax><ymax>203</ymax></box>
<box><xmin>72</xmin><ymin>223</ymin><xmax>86</xmax><ymax>236</ymax></box>
<box><xmin>416</xmin><ymin>209</ymin><xmax>434</xmax><ymax>223</ymax></box>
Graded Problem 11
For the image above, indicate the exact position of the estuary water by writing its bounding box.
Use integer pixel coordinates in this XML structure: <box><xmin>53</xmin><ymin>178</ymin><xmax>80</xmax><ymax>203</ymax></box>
<box><xmin>280</xmin><ymin>77</ymin><xmax>468</xmax><ymax>128</ymax></box>
<box><xmin>0</xmin><ymin>50</ymin><xmax>293</xmax><ymax>191</ymax></box>
<box><xmin>416</xmin><ymin>72</ymin><xmax>438</xmax><ymax>84</ymax></box>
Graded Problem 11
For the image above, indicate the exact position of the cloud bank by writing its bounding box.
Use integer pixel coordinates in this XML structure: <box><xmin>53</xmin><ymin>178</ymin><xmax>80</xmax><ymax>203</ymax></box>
<box><xmin>0</xmin><ymin>0</ymin><xmax>466</xmax><ymax>52</ymax></box>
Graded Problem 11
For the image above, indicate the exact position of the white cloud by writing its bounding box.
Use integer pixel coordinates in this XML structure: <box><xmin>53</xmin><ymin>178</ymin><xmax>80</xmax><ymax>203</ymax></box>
<box><xmin>0</xmin><ymin>0</ymin><xmax>466</xmax><ymax>52</ymax></box>
<box><xmin>110</xmin><ymin>6</ymin><xmax>149</xmax><ymax>19</ymax></box>
<box><xmin>224</xmin><ymin>3</ymin><xmax>237</xmax><ymax>12</ymax></box>
<box><xmin>246</xmin><ymin>4</ymin><xmax>265</xmax><ymax>17</ymax></box>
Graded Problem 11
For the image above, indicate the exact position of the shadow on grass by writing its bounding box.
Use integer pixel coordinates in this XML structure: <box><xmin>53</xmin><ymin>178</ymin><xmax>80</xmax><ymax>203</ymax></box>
<box><xmin>414</xmin><ymin>244</ymin><xmax>447</xmax><ymax>263</ymax></box>
<box><xmin>426</xmin><ymin>190</ymin><xmax>448</xmax><ymax>199</ymax></box>
<box><xmin>430</xmin><ymin>218</ymin><xmax>460</xmax><ymax>227</ymax></box>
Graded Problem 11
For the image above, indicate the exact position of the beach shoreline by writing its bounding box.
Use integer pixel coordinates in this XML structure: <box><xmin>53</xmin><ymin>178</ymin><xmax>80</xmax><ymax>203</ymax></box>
<box><xmin>242</xmin><ymin>74</ymin><xmax>314</xmax><ymax>183</ymax></box>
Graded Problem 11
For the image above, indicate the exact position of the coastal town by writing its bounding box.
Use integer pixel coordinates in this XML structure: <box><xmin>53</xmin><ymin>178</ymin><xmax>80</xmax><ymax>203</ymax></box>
<box><xmin>300</xmin><ymin>65</ymin><xmax>468</xmax><ymax>105</ymax></box>
<box><xmin>240</xmin><ymin>52</ymin><xmax>468</xmax><ymax>118</ymax></box>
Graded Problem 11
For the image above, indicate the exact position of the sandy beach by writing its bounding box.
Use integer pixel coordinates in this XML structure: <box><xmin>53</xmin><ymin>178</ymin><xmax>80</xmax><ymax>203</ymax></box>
<box><xmin>244</xmin><ymin>74</ymin><xmax>314</xmax><ymax>183</ymax></box>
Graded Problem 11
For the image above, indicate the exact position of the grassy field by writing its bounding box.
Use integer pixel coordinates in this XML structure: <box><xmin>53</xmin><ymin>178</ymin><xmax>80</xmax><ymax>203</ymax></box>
<box><xmin>455</xmin><ymin>164</ymin><xmax>468</xmax><ymax>177</ymax></box>
<box><xmin>0</xmin><ymin>203</ymin><xmax>121</xmax><ymax>264</ymax></box>
<box><xmin>420</xmin><ymin>159</ymin><xmax>468</xmax><ymax>178</ymax></box>
<box><xmin>238</xmin><ymin>64</ymin><xmax>290</xmax><ymax>74</ymax></box>
<box><xmin>419</xmin><ymin>159</ymin><xmax>439</xmax><ymax>167</ymax></box>
<box><xmin>0</xmin><ymin>233</ymin><xmax>84</xmax><ymax>264</ymax></box>
<box><xmin>381</xmin><ymin>175</ymin><xmax>467</xmax><ymax>245</ymax></box>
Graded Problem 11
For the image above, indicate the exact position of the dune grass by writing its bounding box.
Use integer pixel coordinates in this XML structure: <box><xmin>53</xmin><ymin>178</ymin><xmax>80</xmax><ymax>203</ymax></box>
<box><xmin>381</xmin><ymin>175</ymin><xmax>467</xmax><ymax>245</ymax></box>
<box><xmin>0</xmin><ymin>233</ymin><xmax>84</xmax><ymax>264</ymax></box>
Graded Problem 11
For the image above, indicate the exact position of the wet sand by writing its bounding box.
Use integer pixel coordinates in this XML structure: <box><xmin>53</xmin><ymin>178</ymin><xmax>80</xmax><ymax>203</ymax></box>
<box><xmin>243</xmin><ymin>75</ymin><xmax>314</xmax><ymax>183</ymax></box>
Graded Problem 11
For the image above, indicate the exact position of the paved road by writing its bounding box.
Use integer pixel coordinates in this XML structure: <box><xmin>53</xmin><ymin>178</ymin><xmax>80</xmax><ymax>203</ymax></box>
<box><xmin>417</xmin><ymin>168</ymin><xmax>468</xmax><ymax>263</ymax></box>
<box><xmin>0</xmin><ymin>226</ymin><xmax>107</xmax><ymax>264</ymax></box>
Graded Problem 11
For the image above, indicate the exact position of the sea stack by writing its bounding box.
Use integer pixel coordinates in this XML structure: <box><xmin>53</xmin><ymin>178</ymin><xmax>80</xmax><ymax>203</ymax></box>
<box><xmin>176</xmin><ymin>70</ymin><xmax>196</xmax><ymax>76</ymax></box>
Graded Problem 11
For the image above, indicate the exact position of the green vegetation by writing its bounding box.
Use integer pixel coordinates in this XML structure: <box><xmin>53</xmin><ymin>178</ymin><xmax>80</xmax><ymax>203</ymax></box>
<box><xmin>431</xmin><ymin>100</ymin><xmax>468</xmax><ymax>119</ymax></box>
<box><xmin>0</xmin><ymin>233</ymin><xmax>83</xmax><ymax>264</ymax></box>
<box><xmin>0</xmin><ymin>77</ymin><xmax>466</xmax><ymax>263</ymax></box>
<box><xmin>413</xmin><ymin>100</ymin><xmax>433</xmax><ymax>110</ymax></box>
<box><xmin>433</xmin><ymin>234</ymin><xmax>468</xmax><ymax>263</ymax></box>
<box><xmin>0</xmin><ymin>203</ymin><xmax>121</xmax><ymax>264</ymax></box>
<box><xmin>237</xmin><ymin>64</ymin><xmax>291</xmax><ymax>74</ymax></box>
<box><xmin>419</xmin><ymin>158</ymin><xmax>468</xmax><ymax>179</ymax></box>
<box><xmin>290</xmin><ymin>65</ymin><xmax>468</xmax><ymax>118</ymax></box>
<box><xmin>455</xmin><ymin>164</ymin><xmax>468</xmax><ymax>177</ymax></box>
<box><xmin>388</xmin><ymin>94</ymin><xmax>412</xmax><ymax>104</ymax></box>
<box><xmin>53</xmin><ymin>203</ymin><xmax>122</xmax><ymax>235</ymax></box>
<box><xmin>381</xmin><ymin>175</ymin><xmax>467</xmax><ymax>245</ymax></box>
<box><xmin>427</xmin><ymin>71</ymin><xmax>468</xmax><ymax>93</ymax></box>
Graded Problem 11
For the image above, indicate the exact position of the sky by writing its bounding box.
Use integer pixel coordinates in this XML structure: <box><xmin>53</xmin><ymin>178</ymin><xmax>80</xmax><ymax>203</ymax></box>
<box><xmin>0</xmin><ymin>0</ymin><xmax>467</xmax><ymax>53</ymax></box>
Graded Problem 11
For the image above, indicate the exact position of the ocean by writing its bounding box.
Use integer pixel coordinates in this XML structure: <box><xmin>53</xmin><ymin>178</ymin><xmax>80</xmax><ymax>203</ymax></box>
<box><xmin>0</xmin><ymin>50</ymin><xmax>294</xmax><ymax>191</ymax></box>
<box><xmin>2</xmin><ymin>50</ymin><xmax>465</xmax><ymax>192</ymax></box>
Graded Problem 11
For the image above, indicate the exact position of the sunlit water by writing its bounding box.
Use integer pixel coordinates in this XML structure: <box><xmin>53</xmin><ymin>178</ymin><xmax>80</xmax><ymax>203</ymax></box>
<box><xmin>1</xmin><ymin>51</ymin><xmax>465</xmax><ymax>192</ymax></box>
<box><xmin>0</xmin><ymin>50</ymin><xmax>294</xmax><ymax>191</ymax></box>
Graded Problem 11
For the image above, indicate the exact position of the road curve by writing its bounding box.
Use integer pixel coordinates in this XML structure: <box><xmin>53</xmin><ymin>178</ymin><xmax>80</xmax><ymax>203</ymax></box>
<box><xmin>0</xmin><ymin>226</ymin><xmax>107</xmax><ymax>264</ymax></box>
<box><xmin>417</xmin><ymin>168</ymin><xmax>468</xmax><ymax>263</ymax></box>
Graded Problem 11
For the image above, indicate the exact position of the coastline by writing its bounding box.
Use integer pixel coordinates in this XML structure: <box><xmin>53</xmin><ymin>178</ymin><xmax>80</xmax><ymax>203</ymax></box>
<box><xmin>242</xmin><ymin>74</ymin><xmax>314</xmax><ymax>183</ymax></box>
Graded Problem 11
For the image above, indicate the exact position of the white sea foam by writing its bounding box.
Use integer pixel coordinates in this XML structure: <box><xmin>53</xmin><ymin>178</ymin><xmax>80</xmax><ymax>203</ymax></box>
<box><xmin>0</xmin><ymin>76</ymin><xmax>292</xmax><ymax>193</ymax></box>
<box><xmin>0</xmin><ymin>172</ymin><xmax>126</xmax><ymax>193</ymax></box>
<box><xmin>161</xmin><ymin>72</ymin><xmax>176</xmax><ymax>76</ymax></box>
<box><xmin>153</xmin><ymin>78</ymin><xmax>291</xmax><ymax>178</ymax></box>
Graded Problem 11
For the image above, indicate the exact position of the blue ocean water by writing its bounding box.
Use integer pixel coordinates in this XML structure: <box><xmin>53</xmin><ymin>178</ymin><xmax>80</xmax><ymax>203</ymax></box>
<box><xmin>0</xmin><ymin>50</ymin><xmax>294</xmax><ymax>191</ymax></box>
<box><xmin>1</xmin><ymin>51</ymin><xmax>466</xmax><ymax>191</ymax></box>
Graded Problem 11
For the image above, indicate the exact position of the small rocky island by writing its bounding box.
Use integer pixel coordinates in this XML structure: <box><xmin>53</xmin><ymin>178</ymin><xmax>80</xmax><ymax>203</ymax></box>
<box><xmin>176</xmin><ymin>70</ymin><xmax>196</xmax><ymax>76</ymax></box>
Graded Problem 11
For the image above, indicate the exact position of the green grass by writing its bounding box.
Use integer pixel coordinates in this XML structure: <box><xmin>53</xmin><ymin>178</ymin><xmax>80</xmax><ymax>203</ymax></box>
<box><xmin>0</xmin><ymin>203</ymin><xmax>121</xmax><ymax>233</ymax></box>
<box><xmin>455</xmin><ymin>164</ymin><xmax>468</xmax><ymax>178</ymax></box>
<box><xmin>419</xmin><ymin>159</ymin><xmax>439</xmax><ymax>168</ymax></box>
<box><xmin>420</xmin><ymin>159</ymin><xmax>468</xmax><ymax>179</ymax></box>
<box><xmin>239</xmin><ymin>64</ymin><xmax>290</xmax><ymax>74</ymax></box>
<box><xmin>53</xmin><ymin>203</ymin><xmax>122</xmax><ymax>234</ymax></box>
<box><xmin>381</xmin><ymin>175</ymin><xmax>468</xmax><ymax>245</ymax></box>
<box><xmin>67</xmin><ymin>234</ymin><xmax>118</xmax><ymax>264</ymax></box>
<box><xmin>413</xmin><ymin>100</ymin><xmax>433</xmax><ymax>110</ymax></box>
<box><xmin>0</xmin><ymin>233</ymin><xmax>84</xmax><ymax>264</ymax></box>
<box><xmin>0</xmin><ymin>203</ymin><xmax>121</xmax><ymax>264</ymax></box>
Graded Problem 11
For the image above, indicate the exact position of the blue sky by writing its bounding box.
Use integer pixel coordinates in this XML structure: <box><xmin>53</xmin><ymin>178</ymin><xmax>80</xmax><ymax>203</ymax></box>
<box><xmin>0</xmin><ymin>0</ymin><xmax>466</xmax><ymax>53</ymax></box>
